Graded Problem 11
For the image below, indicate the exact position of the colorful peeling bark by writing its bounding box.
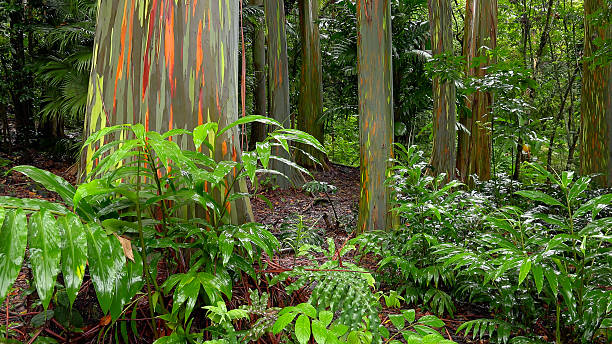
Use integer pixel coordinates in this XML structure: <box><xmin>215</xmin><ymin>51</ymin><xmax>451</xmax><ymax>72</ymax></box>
<box><xmin>265</xmin><ymin>0</ymin><xmax>304</xmax><ymax>188</ymax></box>
<box><xmin>357</xmin><ymin>0</ymin><xmax>395</xmax><ymax>233</ymax></box>
<box><xmin>83</xmin><ymin>0</ymin><xmax>253</xmax><ymax>223</ymax></box>
<box><xmin>296</xmin><ymin>0</ymin><xmax>326</xmax><ymax>168</ymax></box>
<box><xmin>581</xmin><ymin>0</ymin><xmax>612</xmax><ymax>187</ymax></box>
<box><xmin>456</xmin><ymin>0</ymin><xmax>497</xmax><ymax>183</ymax></box>
<box><xmin>428</xmin><ymin>0</ymin><xmax>457</xmax><ymax>181</ymax></box>
<box><xmin>249</xmin><ymin>0</ymin><xmax>267</xmax><ymax>150</ymax></box>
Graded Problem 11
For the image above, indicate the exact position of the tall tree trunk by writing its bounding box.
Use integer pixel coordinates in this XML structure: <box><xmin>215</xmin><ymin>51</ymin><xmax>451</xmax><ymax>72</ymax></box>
<box><xmin>357</xmin><ymin>0</ymin><xmax>395</xmax><ymax>233</ymax></box>
<box><xmin>580</xmin><ymin>0</ymin><xmax>612</xmax><ymax>187</ymax></box>
<box><xmin>296</xmin><ymin>0</ymin><xmax>326</xmax><ymax>168</ymax></box>
<box><xmin>428</xmin><ymin>0</ymin><xmax>457</xmax><ymax>181</ymax></box>
<box><xmin>82</xmin><ymin>0</ymin><xmax>253</xmax><ymax>223</ymax></box>
<box><xmin>265</xmin><ymin>0</ymin><xmax>304</xmax><ymax>188</ymax></box>
<box><xmin>249</xmin><ymin>0</ymin><xmax>267</xmax><ymax>150</ymax></box>
<box><xmin>9</xmin><ymin>0</ymin><xmax>34</xmax><ymax>137</ymax></box>
<box><xmin>456</xmin><ymin>0</ymin><xmax>497</xmax><ymax>183</ymax></box>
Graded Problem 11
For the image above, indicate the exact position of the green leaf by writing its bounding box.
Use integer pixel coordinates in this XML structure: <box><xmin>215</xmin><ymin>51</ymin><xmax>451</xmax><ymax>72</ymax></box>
<box><xmin>242</xmin><ymin>151</ymin><xmax>257</xmax><ymax>184</ymax></box>
<box><xmin>403</xmin><ymin>309</ymin><xmax>416</xmax><ymax>323</ymax></box>
<box><xmin>295</xmin><ymin>303</ymin><xmax>317</xmax><ymax>318</ymax></box>
<box><xmin>217</xmin><ymin>115</ymin><xmax>282</xmax><ymax>138</ymax></box>
<box><xmin>295</xmin><ymin>314</ymin><xmax>312</xmax><ymax>344</ymax></box>
<box><xmin>273</xmin><ymin>311</ymin><xmax>297</xmax><ymax>334</ymax></box>
<box><xmin>0</xmin><ymin>196</ymin><xmax>69</xmax><ymax>215</ymax></box>
<box><xmin>417</xmin><ymin>315</ymin><xmax>444</xmax><ymax>328</ymax></box>
<box><xmin>256</xmin><ymin>142</ymin><xmax>271</xmax><ymax>169</ymax></box>
<box><xmin>193</xmin><ymin>122</ymin><xmax>218</xmax><ymax>151</ymax></box>
<box><xmin>110</xmin><ymin>247</ymin><xmax>143</xmax><ymax>321</ymax></box>
<box><xmin>515</xmin><ymin>190</ymin><xmax>565</xmax><ymax>207</ymax></box>
<box><xmin>532</xmin><ymin>264</ymin><xmax>543</xmax><ymax>294</ymax></box>
<box><xmin>218</xmin><ymin>232</ymin><xmax>234</xmax><ymax>265</ymax></box>
<box><xmin>59</xmin><ymin>214</ymin><xmax>87</xmax><ymax>306</ymax></box>
<box><xmin>319</xmin><ymin>310</ymin><xmax>333</xmax><ymax>327</ymax></box>
<box><xmin>0</xmin><ymin>209</ymin><xmax>28</xmax><ymax>302</ymax></box>
<box><xmin>518</xmin><ymin>258</ymin><xmax>531</xmax><ymax>286</ymax></box>
<box><xmin>544</xmin><ymin>269</ymin><xmax>558</xmax><ymax>296</ymax></box>
<box><xmin>12</xmin><ymin>166</ymin><xmax>75</xmax><ymax>206</ymax></box>
<box><xmin>86</xmin><ymin>224</ymin><xmax>125</xmax><ymax>314</ymax></box>
<box><xmin>312</xmin><ymin>320</ymin><xmax>327</xmax><ymax>344</ymax></box>
<box><xmin>29</xmin><ymin>211</ymin><xmax>61</xmax><ymax>310</ymax></box>
<box><xmin>389</xmin><ymin>314</ymin><xmax>405</xmax><ymax>330</ymax></box>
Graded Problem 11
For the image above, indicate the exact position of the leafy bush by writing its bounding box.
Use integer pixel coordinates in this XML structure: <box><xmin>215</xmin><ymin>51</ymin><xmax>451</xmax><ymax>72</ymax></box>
<box><xmin>0</xmin><ymin>115</ymin><xmax>324</xmax><ymax>341</ymax></box>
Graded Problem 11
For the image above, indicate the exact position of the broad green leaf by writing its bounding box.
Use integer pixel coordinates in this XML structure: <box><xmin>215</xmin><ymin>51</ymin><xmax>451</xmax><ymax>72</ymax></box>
<box><xmin>173</xmin><ymin>275</ymin><xmax>200</xmax><ymax>321</ymax></box>
<box><xmin>59</xmin><ymin>214</ymin><xmax>87</xmax><ymax>307</ymax></box>
<box><xmin>0</xmin><ymin>196</ymin><xmax>68</xmax><ymax>215</ymax></box>
<box><xmin>515</xmin><ymin>190</ymin><xmax>565</xmax><ymax>207</ymax></box>
<box><xmin>86</xmin><ymin>224</ymin><xmax>125</xmax><ymax>313</ymax></box>
<box><xmin>218</xmin><ymin>232</ymin><xmax>234</xmax><ymax>265</ymax></box>
<box><xmin>161</xmin><ymin>128</ymin><xmax>191</xmax><ymax>139</ymax></box>
<box><xmin>81</xmin><ymin>124</ymin><xmax>128</xmax><ymax>150</ymax></box>
<box><xmin>403</xmin><ymin>309</ymin><xmax>416</xmax><ymax>323</ymax></box>
<box><xmin>273</xmin><ymin>311</ymin><xmax>297</xmax><ymax>334</ymax></box>
<box><xmin>242</xmin><ymin>151</ymin><xmax>257</xmax><ymax>184</ymax></box>
<box><xmin>417</xmin><ymin>315</ymin><xmax>444</xmax><ymax>328</ymax></box>
<box><xmin>389</xmin><ymin>314</ymin><xmax>405</xmax><ymax>330</ymax></box>
<box><xmin>217</xmin><ymin>115</ymin><xmax>282</xmax><ymax>138</ymax></box>
<box><xmin>532</xmin><ymin>264</ymin><xmax>543</xmax><ymax>293</ymax></box>
<box><xmin>295</xmin><ymin>314</ymin><xmax>311</xmax><ymax>344</ymax></box>
<box><xmin>518</xmin><ymin>258</ymin><xmax>531</xmax><ymax>286</ymax></box>
<box><xmin>295</xmin><ymin>303</ymin><xmax>317</xmax><ymax>318</ymax></box>
<box><xmin>12</xmin><ymin>166</ymin><xmax>75</xmax><ymax>206</ymax></box>
<box><xmin>568</xmin><ymin>177</ymin><xmax>590</xmax><ymax>204</ymax></box>
<box><xmin>193</xmin><ymin>122</ymin><xmax>218</xmax><ymax>151</ymax></box>
<box><xmin>110</xmin><ymin>247</ymin><xmax>143</xmax><ymax>321</ymax></box>
<box><xmin>73</xmin><ymin>179</ymin><xmax>115</xmax><ymax>210</ymax></box>
<box><xmin>319</xmin><ymin>310</ymin><xmax>333</xmax><ymax>327</ymax></box>
<box><xmin>312</xmin><ymin>320</ymin><xmax>327</xmax><ymax>344</ymax></box>
<box><xmin>0</xmin><ymin>209</ymin><xmax>27</xmax><ymax>302</ymax></box>
<box><xmin>544</xmin><ymin>269</ymin><xmax>558</xmax><ymax>296</ymax></box>
<box><xmin>256</xmin><ymin>142</ymin><xmax>271</xmax><ymax>169</ymax></box>
<box><xmin>29</xmin><ymin>211</ymin><xmax>61</xmax><ymax>309</ymax></box>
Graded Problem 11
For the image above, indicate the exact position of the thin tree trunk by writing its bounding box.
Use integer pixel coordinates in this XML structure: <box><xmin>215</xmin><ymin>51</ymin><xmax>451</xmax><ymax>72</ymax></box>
<box><xmin>580</xmin><ymin>0</ymin><xmax>612</xmax><ymax>186</ymax></box>
<box><xmin>82</xmin><ymin>0</ymin><xmax>253</xmax><ymax>223</ymax></box>
<box><xmin>265</xmin><ymin>0</ymin><xmax>305</xmax><ymax>188</ymax></box>
<box><xmin>428</xmin><ymin>0</ymin><xmax>457</xmax><ymax>181</ymax></box>
<box><xmin>250</xmin><ymin>0</ymin><xmax>267</xmax><ymax>150</ymax></box>
<box><xmin>357</xmin><ymin>0</ymin><xmax>396</xmax><ymax>233</ymax></box>
<box><xmin>296</xmin><ymin>0</ymin><xmax>326</xmax><ymax>168</ymax></box>
<box><xmin>456</xmin><ymin>0</ymin><xmax>497</xmax><ymax>183</ymax></box>
<box><xmin>9</xmin><ymin>0</ymin><xmax>34</xmax><ymax>137</ymax></box>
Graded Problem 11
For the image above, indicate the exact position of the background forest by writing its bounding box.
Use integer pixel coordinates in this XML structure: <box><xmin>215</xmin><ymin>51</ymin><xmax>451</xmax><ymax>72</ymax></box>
<box><xmin>0</xmin><ymin>0</ymin><xmax>611</xmax><ymax>344</ymax></box>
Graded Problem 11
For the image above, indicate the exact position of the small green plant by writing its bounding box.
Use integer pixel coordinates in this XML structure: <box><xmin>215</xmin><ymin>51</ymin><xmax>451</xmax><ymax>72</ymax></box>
<box><xmin>0</xmin><ymin>115</ymin><xmax>325</xmax><ymax>342</ymax></box>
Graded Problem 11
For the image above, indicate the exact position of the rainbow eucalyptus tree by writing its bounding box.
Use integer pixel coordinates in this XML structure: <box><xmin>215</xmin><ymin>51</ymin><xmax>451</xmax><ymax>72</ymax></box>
<box><xmin>296</xmin><ymin>0</ymin><xmax>326</xmax><ymax>168</ymax></box>
<box><xmin>82</xmin><ymin>0</ymin><xmax>253</xmax><ymax>223</ymax></box>
<box><xmin>265</xmin><ymin>0</ymin><xmax>304</xmax><ymax>188</ymax></box>
<box><xmin>456</xmin><ymin>0</ymin><xmax>497</xmax><ymax>183</ymax></box>
<box><xmin>249</xmin><ymin>0</ymin><xmax>267</xmax><ymax>150</ymax></box>
<box><xmin>357</xmin><ymin>0</ymin><xmax>395</xmax><ymax>233</ymax></box>
<box><xmin>581</xmin><ymin>0</ymin><xmax>612</xmax><ymax>187</ymax></box>
<box><xmin>428</xmin><ymin>0</ymin><xmax>457</xmax><ymax>181</ymax></box>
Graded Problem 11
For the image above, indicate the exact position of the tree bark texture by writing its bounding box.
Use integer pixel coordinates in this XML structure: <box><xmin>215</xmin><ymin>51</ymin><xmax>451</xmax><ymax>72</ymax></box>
<box><xmin>83</xmin><ymin>0</ymin><xmax>253</xmax><ymax>223</ymax></box>
<box><xmin>296</xmin><ymin>0</ymin><xmax>326</xmax><ymax>168</ymax></box>
<box><xmin>265</xmin><ymin>0</ymin><xmax>304</xmax><ymax>188</ymax></box>
<box><xmin>580</xmin><ymin>0</ymin><xmax>612</xmax><ymax>186</ymax></box>
<box><xmin>357</xmin><ymin>0</ymin><xmax>395</xmax><ymax>233</ymax></box>
<box><xmin>456</xmin><ymin>0</ymin><xmax>497</xmax><ymax>183</ymax></box>
<box><xmin>428</xmin><ymin>0</ymin><xmax>457</xmax><ymax>181</ymax></box>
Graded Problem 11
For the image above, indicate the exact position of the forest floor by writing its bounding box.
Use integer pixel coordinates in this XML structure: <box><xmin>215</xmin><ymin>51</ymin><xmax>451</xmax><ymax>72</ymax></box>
<box><xmin>0</xmin><ymin>141</ymin><xmax>547</xmax><ymax>344</ymax></box>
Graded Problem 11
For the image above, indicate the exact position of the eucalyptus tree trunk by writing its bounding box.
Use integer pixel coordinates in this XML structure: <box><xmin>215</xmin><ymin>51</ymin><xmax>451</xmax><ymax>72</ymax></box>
<box><xmin>249</xmin><ymin>0</ymin><xmax>267</xmax><ymax>150</ymax></box>
<box><xmin>296</xmin><ymin>0</ymin><xmax>326</xmax><ymax>168</ymax></box>
<box><xmin>456</xmin><ymin>0</ymin><xmax>497</xmax><ymax>183</ymax></box>
<box><xmin>265</xmin><ymin>0</ymin><xmax>304</xmax><ymax>188</ymax></box>
<box><xmin>428</xmin><ymin>0</ymin><xmax>456</xmax><ymax>181</ymax></box>
<box><xmin>581</xmin><ymin>0</ymin><xmax>612</xmax><ymax>187</ymax></box>
<box><xmin>357</xmin><ymin>0</ymin><xmax>395</xmax><ymax>233</ymax></box>
<box><xmin>82</xmin><ymin>0</ymin><xmax>253</xmax><ymax>223</ymax></box>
